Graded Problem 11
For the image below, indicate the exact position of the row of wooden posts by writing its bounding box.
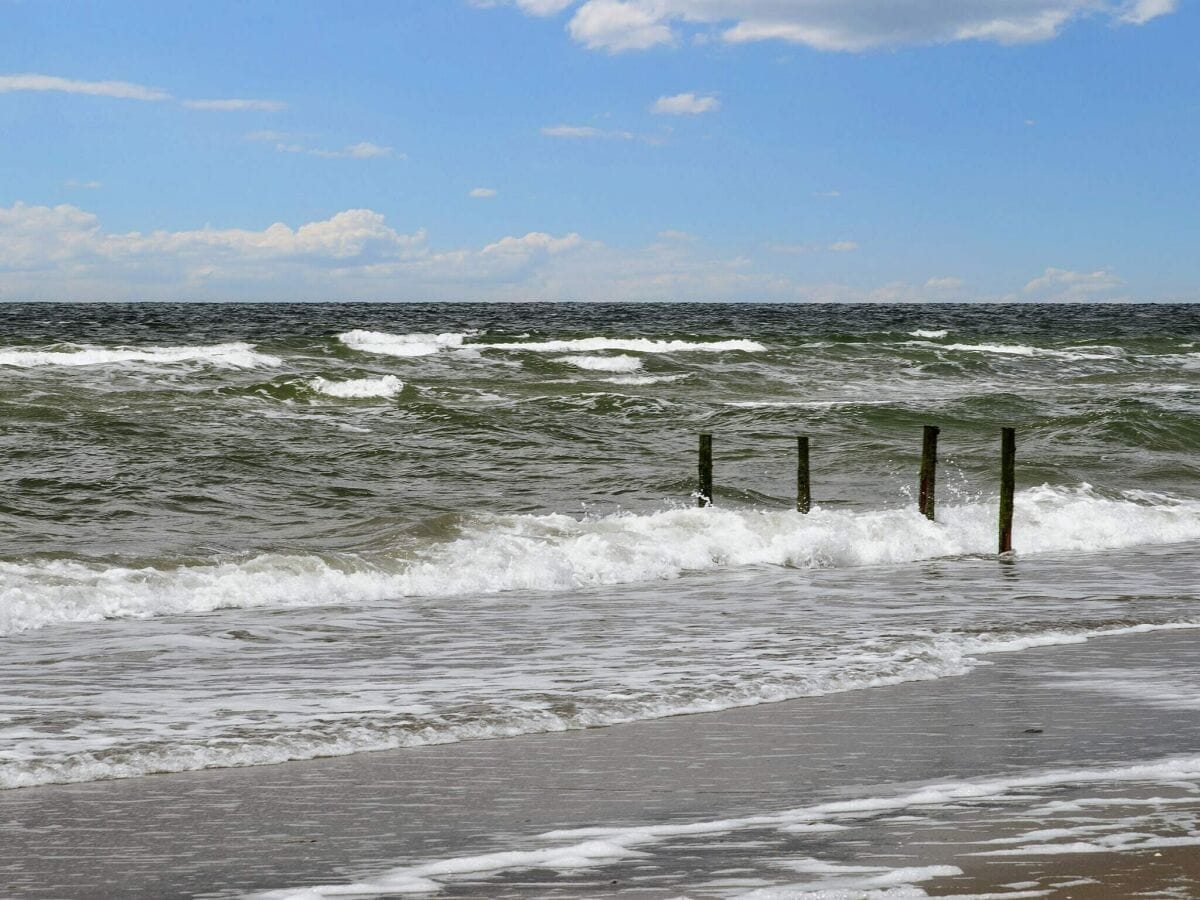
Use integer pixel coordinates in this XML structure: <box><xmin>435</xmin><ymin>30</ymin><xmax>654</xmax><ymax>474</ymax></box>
<box><xmin>696</xmin><ymin>427</ymin><xmax>1018</xmax><ymax>554</ymax></box>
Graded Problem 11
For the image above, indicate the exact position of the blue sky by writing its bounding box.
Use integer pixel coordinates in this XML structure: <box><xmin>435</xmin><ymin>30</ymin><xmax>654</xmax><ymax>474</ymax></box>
<box><xmin>0</xmin><ymin>0</ymin><xmax>1195</xmax><ymax>301</ymax></box>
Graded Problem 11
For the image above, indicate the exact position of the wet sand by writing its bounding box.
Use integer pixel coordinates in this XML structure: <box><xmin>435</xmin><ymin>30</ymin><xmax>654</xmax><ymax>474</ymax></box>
<box><xmin>3</xmin><ymin>629</ymin><xmax>1200</xmax><ymax>898</ymax></box>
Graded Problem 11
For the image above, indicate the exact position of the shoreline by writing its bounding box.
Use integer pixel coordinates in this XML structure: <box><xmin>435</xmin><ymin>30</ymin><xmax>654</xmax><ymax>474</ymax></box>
<box><xmin>3</xmin><ymin>628</ymin><xmax>1200</xmax><ymax>898</ymax></box>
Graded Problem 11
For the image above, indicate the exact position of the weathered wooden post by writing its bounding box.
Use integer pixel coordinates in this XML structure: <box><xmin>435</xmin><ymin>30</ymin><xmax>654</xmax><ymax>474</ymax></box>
<box><xmin>797</xmin><ymin>436</ymin><xmax>811</xmax><ymax>514</ymax></box>
<box><xmin>918</xmin><ymin>425</ymin><xmax>939</xmax><ymax>521</ymax></box>
<box><xmin>999</xmin><ymin>427</ymin><xmax>1016</xmax><ymax>553</ymax></box>
<box><xmin>698</xmin><ymin>433</ymin><xmax>713</xmax><ymax>508</ymax></box>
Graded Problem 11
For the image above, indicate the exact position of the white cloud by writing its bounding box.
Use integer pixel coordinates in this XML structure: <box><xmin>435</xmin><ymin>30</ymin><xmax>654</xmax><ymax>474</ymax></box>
<box><xmin>814</xmin><ymin>190</ymin><xmax>840</xmax><ymax>198</ymax></box>
<box><xmin>771</xmin><ymin>240</ymin><xmax>858</xmax><ymax>254</ymax></box>
<box><xmin>469</xmin><ymin>187</ymin><xmax>499</xmax><ymax>198</ymax></box>
<box><xmin>1023</xmin><ymin>266</ymin><xmax>1123</xmax><ymax>300</ymax></box>
<box><xmin>657</xmin><ymin>229</ymin><xmax>693</xmax><ymax>240</ymax></box>
<box><xmin>0</xmin><ymin>202</ymin><xmax>599</xmax><ymax>300</ymax></box>
<box><xmin>274</xmin><ymin>141</ymin><xmax>398</xmax><ymax>159</ymax></box>
<box><xmin>183</xmin><ymin>98</ymin><xmax>287</xmax><ymax>111</ymax></box>
<box><xmin>651</xmin><ymin>92</ymin><xmax>720</xmax><ymax>115</ymax></box>
<box><xmin>494</xmin><ymin>1</ymin><xmax>1178</xmax><ymax>53</ymax></box>
<box><xmin>541</xmin><ymin>124</ymin><xmax>636</xmax><ymax>139</ymax></box>
<box><xmin>0</xmin><ymin>73</ymin><xmax>169</xmax><ymax>100</ymax></box>
<box><xmin>925</xmin><ymin>276</ymin><xmax>965</xmax><ymax>290</ymax></box>
<box><xmin>568</xmin><ymin>0</ymin><xmax>675</xmax><ymax>50</ymax></box>
<box><xmin>63</xmin><ymin>180</ymin><xmax>102</xmax><ymax>190</ymax></box>
<box><xmin>472</xmin><ymin>0</ymin><xmax>575</xmax><ymax>14</ymax></box>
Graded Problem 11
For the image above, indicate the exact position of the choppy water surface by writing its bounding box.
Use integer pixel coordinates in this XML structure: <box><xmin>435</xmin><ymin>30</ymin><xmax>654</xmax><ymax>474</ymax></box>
<box><xmin>0</xmin><ymin>302</ymin><xmax>1197</xmax><ymax>788</ymax></box>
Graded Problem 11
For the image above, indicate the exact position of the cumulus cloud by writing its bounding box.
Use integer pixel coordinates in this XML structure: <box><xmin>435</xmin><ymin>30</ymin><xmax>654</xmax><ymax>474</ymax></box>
<box><xmin>651</xmin><ymin>92</ymin><xmax>720</xmax><ymax>115</ymax></box>
<box><xmin>0</xmin><ymin>73</ymin><xmax>169</xmax><ymax>100</ymax></box>
<box><xmin>183</xmin><ymin>98</ymin><xmax>287</xmax><ymax>111</ymax></box>
<box><xmin>491</xmin><ymin>0</ymin><xmax>1177</xmax><ymax>53</ymax></box>
<box><xmin>1023</xmin><ymin>266</ymin><xmax>1123</xmax><ymax>300</ymax></box>
<box><xmin>469</xmin><ymin>187</ymin><xmax>499</xmax><ymax>198</ymax></box>
<box><xmin>0</xmin><ymin>202</ymin><xmax>600</xmax><ymax>300</ymax></box>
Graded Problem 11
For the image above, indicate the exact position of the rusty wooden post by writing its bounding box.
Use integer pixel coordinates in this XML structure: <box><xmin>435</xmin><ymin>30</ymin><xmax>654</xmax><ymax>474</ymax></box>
<box><xmin>999</xmin><ymin>427</ymin><xmax>1016</xmax><ymax>553</ymax></box>
<box><xmin>918</xmin><ymin>425</ymin><xmax>939</xmax><ymax>521</ymax></box>
<box><xmin>698</xmin><ymin>433</ymin><xmax>713</xmax><ymax>508</ymax></box>
<box><xmin>797</xmin><ymin>436</ymin><xmax>811</xmax><ymax>514</ymax></box>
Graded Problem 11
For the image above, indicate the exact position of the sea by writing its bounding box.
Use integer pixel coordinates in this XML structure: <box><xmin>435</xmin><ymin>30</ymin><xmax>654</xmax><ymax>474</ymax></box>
<box><xmin>2</xmin><ymin>302</ymin><xmax>1199</xmax><ymax>894</ymax></box>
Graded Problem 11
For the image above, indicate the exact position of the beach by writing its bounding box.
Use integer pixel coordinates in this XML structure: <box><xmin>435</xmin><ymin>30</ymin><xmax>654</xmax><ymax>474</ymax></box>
<box><xmin>3</xmin><ymin>627</ymin><xmax>1199</xmax><ymax>898</ymax></box>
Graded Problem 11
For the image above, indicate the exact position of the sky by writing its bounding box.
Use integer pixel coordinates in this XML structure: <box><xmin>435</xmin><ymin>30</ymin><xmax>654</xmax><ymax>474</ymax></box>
<box><xmin>0</xmin><ymin>0</ymin><xmax>1196</xmax><ymax>302</ymax></box>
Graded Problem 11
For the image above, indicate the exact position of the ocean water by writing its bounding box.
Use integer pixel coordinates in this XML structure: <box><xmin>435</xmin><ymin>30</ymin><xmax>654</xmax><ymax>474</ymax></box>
<box><xmin>1</xmin><ymin>302</ymin><xmax>1198</xmax><ymax>791</ymax></box>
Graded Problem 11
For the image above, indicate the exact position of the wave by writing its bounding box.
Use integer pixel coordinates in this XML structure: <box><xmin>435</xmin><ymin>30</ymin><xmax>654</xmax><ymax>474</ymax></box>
<box><xmin>557</xmin><ymin>354</ymin><xmax>643</xmax><ymax>373</ymax></box>
<box><xmin>484</xmin><ymin>336</ymin><xmax>766</xmax><ymax>353</ymax></box>
<box><xmin>3</xmin><ymin>485</ymin><xmax>1198</xmax><ymax>638</ymax></box>
<box><xmin>251</xmin><ymin>752</ymin><xmax>1200</xmax><ymax>897</ymax></box>
<box><xmin>338</xmin><ymin>330</ymin><xmax>467</xmax><ymax>358</ymax></box>
<box><xmin>929</xmin><ymin>341</ymin><xmax>1118</xmax><ymax>361</ymax></box>
<box><xmin>0</xmin><ymin>342</ymin><xmax>281</xmax><ymax>369</ymax></box>
<box><xmin>338</xmin><ymin>331</ymin><xmax>766</xmax><ymax>358</ymax></box>
<box><xmin>908</xmin><ymin>329</ymin><xmax>948</xmax><ymax>339</ymax></box>
<box><xmin>310</xmin><ymin>375</ymin><xmax>403</xmax><ymax>399</ymax></box>
<box><xmin>4</xmin><ymin>622</ymin><xmax>1195</xmax><ymax>791</ymax></box>
<box><xmin>605</xmin><ymin>374</ymin><xmax>688</xmax><ymax>386</ymax></box>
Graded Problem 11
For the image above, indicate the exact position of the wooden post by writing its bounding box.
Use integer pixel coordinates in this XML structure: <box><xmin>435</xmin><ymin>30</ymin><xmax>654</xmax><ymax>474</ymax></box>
<box><xmin>698</xmin><ymin>433</ymin><xmax>713</xmax><ymax>508</ymax></box>
<box><xmin>918</xmin><ymin>425</ymin><xmax>939</xmax><ymax>521</ymax></box>
<box><xmin>797</xmin><ymin>436</ymin><xmax>811</xmax><ymax>514</ymax></box>
<box><xmin>999</xmin><ymin>427</ymin><xmax>1016</xmax><ymax>553</ymax></box>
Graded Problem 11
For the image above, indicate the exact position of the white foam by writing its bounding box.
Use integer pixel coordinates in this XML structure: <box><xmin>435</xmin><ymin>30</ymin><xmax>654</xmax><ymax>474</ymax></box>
<box><xmin>933</xmin><ymin>342</ymin><xmax>1116</xmax><ymax>361</ymax></box>
<box><xmin>908</xmin><ymin>329</ymin><xmax>948</xmax><ymax>339</ymax></box>
<box><xmin>252</xmin><ymin>754</ymin><xmax>1200</xmax><ymax>898</ymax></box>
<box><xmin>338</xmin><ymin>330</ymin><xmax>466</xmax><ymax>358</ymax></box>
<box><xmin>604</xmin><ymin>374</ymin><xmax>688</xmax><ymax>386</ymax></box>
<box><xmin>556</xmin><ymin>354</ymin><xmax>643</xmax><ymax>373</ymax></box>
<box><xmin>486</xmin><ymin>336</ymin><xmax>766</xmax><ymax>353</ymax></box>
<box><xmin>0</xmin><ymin>342</ymin><xmax>281</xmax><ymax>369</ymax></box>
<box><xmin>4</xmin><ymin>484</ymin><xmax>1199</xmax><ymax>637</ymax></box>
<box><xmin>310</xmin><ymin>375</ymin><xmax>403</xmax><ymax>399</ymax></box>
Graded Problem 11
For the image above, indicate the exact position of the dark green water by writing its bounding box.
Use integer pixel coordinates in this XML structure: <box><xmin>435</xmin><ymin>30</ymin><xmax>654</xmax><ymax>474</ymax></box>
<box><xmin>0</xmin><ymin>302</ymin><xmax>1198</xmax><ymax>791</ymax></box>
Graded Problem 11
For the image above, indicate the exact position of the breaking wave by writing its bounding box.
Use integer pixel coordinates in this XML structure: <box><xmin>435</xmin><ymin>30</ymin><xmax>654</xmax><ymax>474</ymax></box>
<box><xmin>0</xmin><ymin>342</ymin><xmax>281</xmax><ymax>369</ymax></box>
<box><xmin>310</xmin><ymin>375</ymin><xmax>403</xmax><ymax>398</ymax></box>
<box><xmin>3</xmin><ymin>485</ymin><xmax>1198</xmax><ymax>638</ymax></box>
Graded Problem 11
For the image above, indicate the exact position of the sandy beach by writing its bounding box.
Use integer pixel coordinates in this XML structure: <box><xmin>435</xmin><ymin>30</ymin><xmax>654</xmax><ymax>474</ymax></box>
<box><xmin>3</xmin><ymin>627</ymin><xmax>1199</xmax><ymax>898</ymax></box>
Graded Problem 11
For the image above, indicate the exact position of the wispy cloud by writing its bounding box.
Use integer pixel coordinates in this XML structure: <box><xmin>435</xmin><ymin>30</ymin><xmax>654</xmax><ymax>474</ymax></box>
<box><xmin>274</xmin><ymin>141</ymin><xmax>399</xmax><ymax>159</ymax></box>
<box><xmin>1024</xmin><ymin>266</ymin><xmax>1123</xmax><ymax>300</ymax></box>
<box><xmin>183</xmin><ymin>98</ymin><xmax>287</xmax><ymax>111</ymax></box>
<box><xmin>0</xmin><ymin>73</ymin><xmax>169</xmax><ymax>101</ymax></box>
<box><xmin>469</xmin><ymin>187</ymin><xmax>499</xmax><ymax>198</ymax></box>
<box><xmin>814</xmin><ymin>190</ymin><xmax>841</xmax><ymax>198</ymax></box>
<box><xmin>63</xmin><ymin>179</ymin><xmax>103</xmax><ymax>190</ymax></box>
<box><xmin>651</xmin><ymin>92</ymin><xmax>720</xmax><ymax>115</ymax></box>
<box><xmin>541</xmin><ymin>124</ymin><xmax>636</xmax><ymax>140</ymax></box>
<box><xmin>771</xmin><ymin>240</ymin><xmax>859</xmax><ymax>254</ymax></box>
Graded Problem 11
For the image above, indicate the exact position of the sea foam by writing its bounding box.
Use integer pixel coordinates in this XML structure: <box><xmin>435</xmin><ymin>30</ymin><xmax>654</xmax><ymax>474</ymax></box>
<box><xmin>557</xmin><ymin>354</ymin><xmax>643</xmax><ymax>373</ymax></box>
<box><xmin>310</xmin><ymin>375</ymin><xmax>404</xmax><ymax>398</ymax></box>
<box><xmin>338</xmin><ymin>330</ymin><xmax>467</xmax><ymax>358</ymax></box>
<box><xmin>3</xmin><ymin>484</ymin><xmax>1198</xmax><ymax>637</ymax></box>
<box><xmin>338</xmin><ymin>330</ymin><xmax>766</xmax><ymax>357</ymax></box>
<box><xmin>0</xmin><ymin>342</ymin><xmax>281</xmax><ymax>369</ymax></box>
<box><xmin>251</xmin><ymin>753</ymin><xmax>1200</xmax><ymax>897</ymax></box>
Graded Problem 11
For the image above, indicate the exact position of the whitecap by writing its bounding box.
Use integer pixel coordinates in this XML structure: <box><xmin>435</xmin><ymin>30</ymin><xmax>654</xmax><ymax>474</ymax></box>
<box><xmin>310</xmin><ymin>375</ymin><xmax>403</xmax><ymax>399</ymax></box>
<box><xmin>556</xmin><ymin>354</ymin><xmax>643</xmax><ymax>373</ymax></box>
<box><xmin>0</xmin><ymin>342</ymin><xmax>281</xmax><ymax>369</ymax></box>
